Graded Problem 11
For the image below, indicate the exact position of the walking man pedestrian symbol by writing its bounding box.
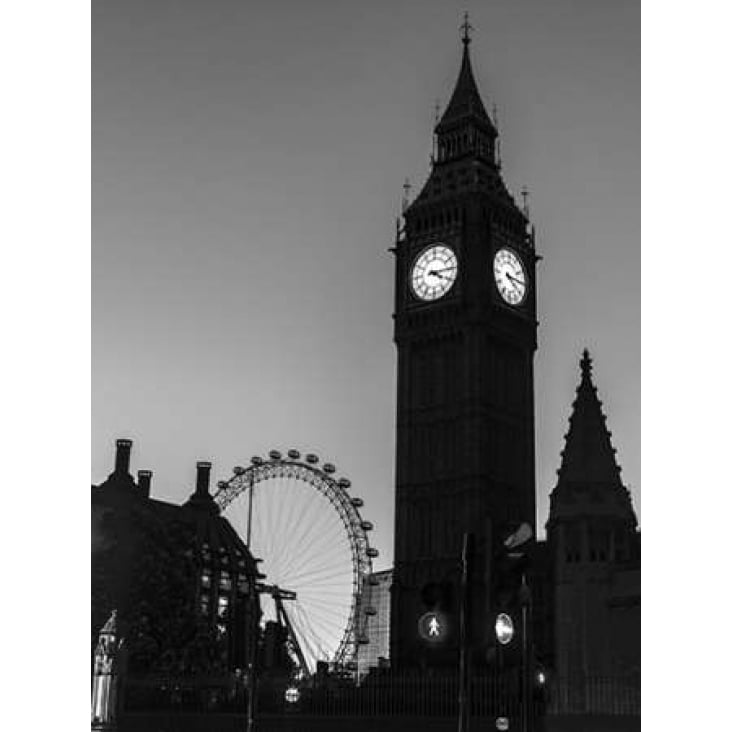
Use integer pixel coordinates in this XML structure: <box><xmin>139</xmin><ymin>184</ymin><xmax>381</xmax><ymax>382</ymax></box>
<box><xmin>418</xmin><ymin>611</ymin><xmax>447</xmax><ymax>642</ymax></box>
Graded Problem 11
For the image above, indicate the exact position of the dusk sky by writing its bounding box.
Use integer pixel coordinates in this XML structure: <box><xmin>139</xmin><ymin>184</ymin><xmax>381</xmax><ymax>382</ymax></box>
<box><xmin>92</xmin><ymin>0</ymin><xmax>639</xmax><ymax>568</ymax></box>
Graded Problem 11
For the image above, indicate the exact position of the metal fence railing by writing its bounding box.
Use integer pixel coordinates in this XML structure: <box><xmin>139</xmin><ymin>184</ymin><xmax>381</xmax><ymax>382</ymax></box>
<box><xmin>122</xmin><ymin>671</ymin><xmax>639</xmax><ymax>718</ymax></box>
<box><xmin>548</xmin><ymin>675</ymin><xmax>640</xmax><ymax>716</ymax></box>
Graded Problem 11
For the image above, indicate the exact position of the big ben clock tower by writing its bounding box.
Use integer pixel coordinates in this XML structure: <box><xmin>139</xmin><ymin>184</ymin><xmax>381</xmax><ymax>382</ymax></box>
<box><xmin>390</xmin><ymin>22</ymin><xmax>538</xmax><ymax>668</ymax></box>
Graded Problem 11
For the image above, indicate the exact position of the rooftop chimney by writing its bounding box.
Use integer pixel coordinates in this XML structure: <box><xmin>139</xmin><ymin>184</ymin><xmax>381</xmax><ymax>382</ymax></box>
<box><xmin>137</xmin><ymin>470</ymin><xmax>152</xmax><ymax>498</ymax></box>
<box><xmin>195</xmin><ymin>462</ymin><xmax>212</xmax><ymax>497</ymax></box>
<box><xmin>114</xmin><ymin>439</ymin><xmax>133</xmax><ymax>474</ymax></box>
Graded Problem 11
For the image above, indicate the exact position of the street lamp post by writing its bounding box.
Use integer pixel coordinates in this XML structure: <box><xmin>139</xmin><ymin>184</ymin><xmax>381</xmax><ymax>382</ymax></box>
<box><xmin>458</xmin><ymin>532</ymin><xmax>475</xmax><ymax>732</ymax></box>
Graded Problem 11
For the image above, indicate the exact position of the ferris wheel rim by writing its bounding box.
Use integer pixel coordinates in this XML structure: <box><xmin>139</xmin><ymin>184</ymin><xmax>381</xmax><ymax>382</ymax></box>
<box><xmin>212</xmin><ymin>451</ymin><xmax>375</xmax><ymax>672</ymax></box>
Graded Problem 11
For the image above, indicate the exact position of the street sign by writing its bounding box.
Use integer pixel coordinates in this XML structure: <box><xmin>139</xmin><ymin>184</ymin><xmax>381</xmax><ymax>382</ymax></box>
<box><xmin>418</xmin><ymin>610</ymin><xmax>448</xmax><ymax>642</ymax></box>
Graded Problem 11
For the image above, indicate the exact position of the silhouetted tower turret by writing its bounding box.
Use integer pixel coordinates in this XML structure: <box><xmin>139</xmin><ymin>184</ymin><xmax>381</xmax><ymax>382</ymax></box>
<box><xmin>547</xmin><ymin>350</ymin><xmax>640</xmax><ymax>682</ymax></box>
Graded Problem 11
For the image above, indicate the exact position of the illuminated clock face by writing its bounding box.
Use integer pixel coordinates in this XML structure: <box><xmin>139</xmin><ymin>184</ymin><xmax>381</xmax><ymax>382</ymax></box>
<box><xmin>493</xmin><ymin>248</ymin><xmax>527</xmax><ymax>305</ymax></box>
<box><xmin>410</xmin><ymin>245</ymin><xmax>458</xmax><ymax>301</ymax></box>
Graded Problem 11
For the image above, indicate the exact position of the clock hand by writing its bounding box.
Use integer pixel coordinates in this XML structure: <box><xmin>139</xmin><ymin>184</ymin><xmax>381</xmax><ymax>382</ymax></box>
<box><xmin>428</xmin><ymin>266</ymin><xmax>456</xmax><ymax>277</ymax></box>
<box><xmin>505</xmin><ymin>272</ymin><xmax>525</xmax><ymax>286</ymax></box>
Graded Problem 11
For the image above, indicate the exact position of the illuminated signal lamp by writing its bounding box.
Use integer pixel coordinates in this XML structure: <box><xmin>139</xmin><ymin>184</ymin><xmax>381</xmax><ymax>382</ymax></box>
<box><xmin>495</xmin><ymin>613</ymin><xmax>515</xmax><ymax>645</ymax></box>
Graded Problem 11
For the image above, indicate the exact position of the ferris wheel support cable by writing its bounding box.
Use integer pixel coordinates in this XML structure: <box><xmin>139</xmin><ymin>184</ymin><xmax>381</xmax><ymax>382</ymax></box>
<box><xmin>280</xmin><ymin>529</ymin><xmax>350</xmax><ymax>581</ymax></box>
<box><xmin>291</xmin><ymin>605</ymin><xmax>327</xmax><ymax>668</ymax></box>
<box><xmin>278</xmin><ymin>474</ymin><xmax>306</xmax><ymax>544</ymax></box>
<box><xmin>296</xmin><ymin>605</ymin><xmax>332</xmax><ymax>662</ymax></box>
<box><xmin>274</xmin><ymin>535</ymin><xmax>349</xmax><ymax>591</ymax></box>
<box><xmin>275</xmin><ymin>503</ymin><xmax>345</xmax><ymax>576</ymax></box>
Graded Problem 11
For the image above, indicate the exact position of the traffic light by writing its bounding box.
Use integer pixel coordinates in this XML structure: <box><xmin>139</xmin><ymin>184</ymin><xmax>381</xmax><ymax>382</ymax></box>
<box><xmin>418</xmin><ymin>580</ymin><xmax>454</xmax><ymax>644</ymax></box>
<box><xmin>487</xmin><ymin>522</ymin><xmax>533</xmax><ymax>668</ymax></box>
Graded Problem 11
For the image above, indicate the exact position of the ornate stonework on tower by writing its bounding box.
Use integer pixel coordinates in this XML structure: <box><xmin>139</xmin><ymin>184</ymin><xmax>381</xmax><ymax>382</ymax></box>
<box><xmin>547</xmin><ymin>350</ymin><xmax>640</xmax><ymax>690</ymax></box>
<box><xmin>390</xmin><ymin>25</ymin><xmax>538</xmax><ymax>669</ymax></box>
<box><xmin>92</xmin><ymin>610</ymin><xmax>124</xmax><ymax>731</ymax></box>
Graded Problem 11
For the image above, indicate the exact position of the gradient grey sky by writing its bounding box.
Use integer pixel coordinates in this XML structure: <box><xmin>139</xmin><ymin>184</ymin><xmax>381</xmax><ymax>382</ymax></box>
<box><xmin>92</xmin><ymin>0</ymin><xmax>639</xmax><ymax>565</ymax></box>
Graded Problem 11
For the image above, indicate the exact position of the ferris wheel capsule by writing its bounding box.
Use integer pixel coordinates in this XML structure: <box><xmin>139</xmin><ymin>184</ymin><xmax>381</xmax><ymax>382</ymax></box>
<box><xmin>350</xmin><ymin>497</ymin><xmax>364</xmax><ymax>508</ymax></box>
<box><xmin>305</xmin><ymin>454</ymin><xmax>319</xmax><ymax>464</ymax></box>
<box><xmin>233</xmin><ymin>466</ymin><xmax>246</xmax><ymax>475</ymax></box>
<box><xmin>360</xmin><ymin>521</ymin><xmax>374</xmax><ymax>531</ymax></box>
<box><xmin>357</xmin><ymin>634</ymin><xmax>370</xmax><ymax>645</ymax></box>
<box><xmin>365</xmin><ymin>606</ymin><xmax>377</xmax><ymax>616</ymax></box>
<box><xmin>366</xmin><ymin>548</ymin><xmax>379</xmax><ymax>558</ymax></box>
<box><xmin>287</xmin><ymin>449</ymin><xmax>301</xmax><ymax>460</ymax></box>
<box><xmin>323</xmin><ymin>463</ymin><xmax>336</xmax><ymax>474</ymax></box>
<box><xmin>338</xmin><ymin>478</ymin><xmax>351</xmax><ymax>489</ymax></box>
<box><xmin>269</xmin><ymin>450</ymin><xmax>282</xmax><ymax>460</ymax></box>
<box><xmin>217</xmin><ymin>480</ymin><xmax>228</xmax><ymax>489</ymax></box>
<box><xmin>250</xmin><ymin>456</ymin><xmax>263</xmax><ymax>466</ymax></box>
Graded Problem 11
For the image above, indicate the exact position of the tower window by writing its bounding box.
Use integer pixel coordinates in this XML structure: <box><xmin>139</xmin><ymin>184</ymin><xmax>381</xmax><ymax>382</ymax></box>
<box><xmin>565</xmin><ymin>525</ymin><xmax>581</xmax><ymax>563</ymax></box>
<box><xmin>614</xmin><ymin>528</ymin><xmax>628</xmax><ymax>562</ymax></box>
<box><xmin>219</xmin><ymin>571</ymin><xmax>232</xmax><ymax>591</ymax></box>
<box><xmin>217</xmin><ymin>595</ymin><xmax>229</xmax><ymax>618</ymax></box>
<box><xmin>201</xmin><ymin>569</ymin><xmax>211</xmax><ymax>589</ymax></box>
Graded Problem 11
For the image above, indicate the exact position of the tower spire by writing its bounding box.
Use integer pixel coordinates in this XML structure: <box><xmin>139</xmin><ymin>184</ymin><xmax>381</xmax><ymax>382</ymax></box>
<box><xmin>460</xmin><ymin>11</ymin><xmax>473</xmax><ymax>45</ymax></box>
<box><xmin>432</xmin><ymin>16</ymin><xmax>498</xmax><ymax>167</ymax></box>
<box><xmin>547</xmin><ymin>349</ymin><xmax>637</xmax><ymax>529</ymax></box>
<box><xmin>558</xmin><ymin>349</ymin><xmax>622</xmax><ymax>485</ymax></box>
<box><xmin>436</xmin><ymin>21</ymin><xmax>491</xmax><ymax>131</ymax></box>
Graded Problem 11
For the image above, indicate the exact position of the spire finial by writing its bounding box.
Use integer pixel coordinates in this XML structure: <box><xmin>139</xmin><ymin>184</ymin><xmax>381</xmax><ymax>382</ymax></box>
<box><xmin>402</xmin><ymin>178</ymin><xmax>412</xmax><ymax>213</ymax></box>
<box><xmin>581</xmin><ymin>348</ymin><xmax>593</xmax><ymax>378</ymax></box>
<box><xmin>521</xmin><ymin>186</ymin><xmax>530</xmax><ymax>217</ymax></box>
<box><xmin>460</xmin><ymin>11</ymin><xmax>473</xmax><ymax>45</ymax></box>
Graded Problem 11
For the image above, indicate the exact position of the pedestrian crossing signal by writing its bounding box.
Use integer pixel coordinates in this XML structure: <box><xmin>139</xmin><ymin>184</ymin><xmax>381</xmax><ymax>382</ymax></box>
<box><xmin>418</xmin><ymin>610</ymin><xmax>448</xmax><ymax>643</ymax></box>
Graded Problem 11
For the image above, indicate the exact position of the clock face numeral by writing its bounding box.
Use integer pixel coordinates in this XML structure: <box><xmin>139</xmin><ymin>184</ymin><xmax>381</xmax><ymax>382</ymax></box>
<box><xmin>493</xmin><ymin>248</ymin><xmax>527</xmax><ymax>305</ymax></box>
<box><xmin>410</xmin><ymin>245</ymin><xmax>458</xmax><ymax>301</ymax></box>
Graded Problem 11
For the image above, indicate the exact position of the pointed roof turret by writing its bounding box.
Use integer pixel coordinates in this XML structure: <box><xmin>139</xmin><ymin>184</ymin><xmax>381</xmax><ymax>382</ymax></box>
<box><xmin>559</xmin><ymin>349</ymin><xmax>622</xmax><ymax>484</ymax></box>
<box><xmin>435</xmin><ymin>14</ymin><xmax>495</xmax><ymax>135</ymax></box>
<box><xmin>548</xmin><ymin>349</ymin><xmax>637</xmax><ymax>528</ymax></box>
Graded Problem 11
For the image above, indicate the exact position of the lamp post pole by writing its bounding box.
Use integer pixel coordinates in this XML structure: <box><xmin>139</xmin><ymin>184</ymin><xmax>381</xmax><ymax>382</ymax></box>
<box><xmin>519</xmin><ymin>573</ymin><xmax>532</xmax><ymax>732</ymax></box>
<box><xmin>458</xmin><ymin>532</ymin><xmax>474</xmax><ymax>732</ymax></box>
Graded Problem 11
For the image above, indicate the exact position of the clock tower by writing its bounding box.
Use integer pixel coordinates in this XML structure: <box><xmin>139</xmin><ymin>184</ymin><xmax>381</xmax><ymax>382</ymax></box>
<box><xmin>390</xmin><ymin>25</ymin><xmax>538</xmax><ymax>668</ymax></box>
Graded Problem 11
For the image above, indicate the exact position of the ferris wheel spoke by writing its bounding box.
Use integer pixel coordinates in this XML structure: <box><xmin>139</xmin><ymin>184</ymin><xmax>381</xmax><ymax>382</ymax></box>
<box><xmin>293</xmin><ymin>603</ymin><xmax>332</xmax><ymax>661</ymax></box>
<box><xmin>284</xmin><ymin>510</ymin><xmax>343</xmax><ymax>564</ymax></box>
<box><xmin>290</xmin><ymin>603</ymin><xmax>330</xmax><ymax>669</ymax></box>
<box><xmin>294</xmin><ymin>589</ymin><xmax>352</xmax><ymax>607</ymax></box>
<box><xmin>279</xmin><ymin>551</ymin><xmax>351</xmax><ymax>580</ymax></box>
<box><xmin>300</xmin><ymin>603</ymin><xmax>351</xmax><ymax>627</ymax></box>
<box><xmin>276</xmin><ymin>537</ymin><xmax>350</xmax><ymax>585</ymax></box>
<box><xmin>269</xmin><ymin>488</ymin><xmax>341</xmax><ymax>576</ymax></box>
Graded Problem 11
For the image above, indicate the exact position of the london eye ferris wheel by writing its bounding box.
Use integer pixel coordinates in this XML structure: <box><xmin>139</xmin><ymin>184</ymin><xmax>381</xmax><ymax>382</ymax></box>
<box><xmin>213</xmin><ymin>449</ymin><xmax>379</xmax><ymax>677</ymax></box>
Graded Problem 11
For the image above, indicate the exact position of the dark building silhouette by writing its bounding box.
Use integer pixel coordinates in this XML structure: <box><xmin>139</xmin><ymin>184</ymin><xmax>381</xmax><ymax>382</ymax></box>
<box><xmin>91</xmin><ymin>439</ymin><xmax>262</xmax><ymax>676</ymax></box>
<box><xmin>390</xmin><ymin>27</ymin><xmax>538</xmax><ymax>668</ymax></box>
<box><xmin>544</xmin><ymin>350</ymin><xmax>640</xmax><ymax>687</ymax></box>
